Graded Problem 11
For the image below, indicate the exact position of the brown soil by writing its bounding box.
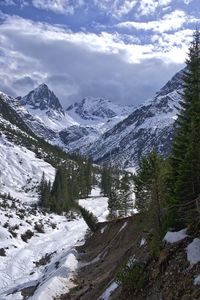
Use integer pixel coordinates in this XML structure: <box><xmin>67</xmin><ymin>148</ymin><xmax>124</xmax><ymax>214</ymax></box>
<box><xmin>59</xmin><ymin>216</ymin><xmax>200</xmax><ymax>300</ymax></box>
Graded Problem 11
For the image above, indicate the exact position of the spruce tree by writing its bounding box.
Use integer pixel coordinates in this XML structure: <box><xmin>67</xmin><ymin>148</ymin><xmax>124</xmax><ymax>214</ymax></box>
<box><xmin>101</xmin><ymin>165</ymin><xmax>112</xmax><ymax>196</ymax></box>
<box><xmin>169</xmin><ymin>30</ymin><xmax>200</xmax><ymax>223</ymax></box>
<box><xmin>120</xmin><ymin>173</ymin><xmax>133</xmax><ymax>216</ymax></box>
<box><xmin>51</xmin><ymin>167</ymin><xmax>70</xmax><ymax>213</ymax></box>
<box><xmin>108</xmin><ymin>188</ymin><xmax>121</xmax><ymax>219</ymax></box>
<box><xmin>133</xmin><ymin>150</ymin><xmax>167</xmax><ymax>245</ymax></box>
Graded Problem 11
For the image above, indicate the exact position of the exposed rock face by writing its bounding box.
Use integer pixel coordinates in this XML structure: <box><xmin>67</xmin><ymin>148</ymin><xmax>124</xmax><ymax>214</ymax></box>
<box><xmin>20</xmin><ymin>83</ymin><xmax>65</xmax><ymax>115</ymax></box>
<box><xmin>86</xmin><ymin>69</ymin><xmax>183</xmax><ymax>168</ymax></box>
<box><xmin>1</xmin><ymin>68</ymin><xmax>184</xmax><ymax>168</ymax></box>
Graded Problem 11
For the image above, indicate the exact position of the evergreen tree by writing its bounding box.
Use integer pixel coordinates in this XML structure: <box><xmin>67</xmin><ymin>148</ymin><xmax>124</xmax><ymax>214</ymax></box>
<box><xmin>38</xmin><ymin>172</ymin><xmax>51</xmax><ymax>208</ymax></box>
<box><xmin>51</xmin><ymin>167</ymin><xmax>70</xmax><ymax>213</ymax></box>
<box><xmin>78</xmin><ymin>205</ymin><xmax>98</xmax><ymax>232</ymax></box>
<box><xmin>101</xmin><ymin>165</ymin><xmax>112</xmax><ymax>196</ymax></box>
<box><xmin>169</xmin><ymin>30</ymin><xmax>200</xmax><ymax>224</ymax></box>
<box><xmin>133</xmin><ymin>150</ymin><xmax>167</xmax><ymax>248</ymax></box>
<box><xmin>108</xmin><ymin>188</ymin><xmax>121</xmax><ymax>219</ymax></box>
<box><xmin>120</xmin><ymin>173</ymin><xmax>133</xmax><ymax>216</ymax></box>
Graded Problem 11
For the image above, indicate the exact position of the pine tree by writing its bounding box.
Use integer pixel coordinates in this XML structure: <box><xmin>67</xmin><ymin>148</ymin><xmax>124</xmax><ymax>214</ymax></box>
<box><xmin>133</xmin><ymin>150</ymin><xmax>167</xmax><ymax>247</ymax></box>
<box><xmin>38</xmin><ymin>172</ymin><xmax>51</xmax><ymax>208</ymax></box>
<box><xmin>51</xmin><ymin>167</ymin><xmax>70</xmax><ymax>213</ymax></box>
<box><xmin>108</xmin><ymin>188</ymin><xmax>121</xmax><ymax>219</ymax></box>
<box><xmin>169</xmin><ymin>30</ymin><xmax>200</xmax><ymax>224</ymax></box>
<box><xmin>120</xmin><ymin>173</ymin><xmax>133</xmax><ymax>216</ymax></box>
<box><xmin>101</xmin><ymin>165</ymin><xmax>112</xmax><ymax>196</ymax></box>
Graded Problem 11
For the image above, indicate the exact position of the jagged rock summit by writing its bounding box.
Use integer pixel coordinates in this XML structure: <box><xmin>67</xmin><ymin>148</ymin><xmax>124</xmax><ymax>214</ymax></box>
<box><xmin>20</xmin><ymin>83</ymin><xmax>65</xmax><ymax>115</ymax></box>
<box><xmin>0</xmin><ymin>68</ymin><xmax>185</xmax><ymax>168</ymax></box>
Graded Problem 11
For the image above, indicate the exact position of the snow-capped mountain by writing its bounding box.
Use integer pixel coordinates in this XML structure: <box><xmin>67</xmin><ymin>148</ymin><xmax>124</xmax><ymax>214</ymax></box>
<box><xmin>85</xmin><ymin>69</ymin><xmax>184</xmax><ymax>168</ymax></box>
<box><xmin>66</xmin><ymin>97</ymin><xmax>132</xmax><ymax>121</ymax></box>
<box><xmin>0</xmin><ymin>68</ymin><xmax>184</xmax><ymax>168</ymax></box>
<box><xmin>5</xmin><ymin>86</ymin><xmax>133</xmax><ymax>154</ymax></box>
<box><xmin>20</xmin><ymin>83</ymin><xmax>64</xmax><ymax>115</ymax></box>
<box><xmin>0</xmin><ymin>92</ymin><xmax>109</xmax><ymax>300</ymax></box>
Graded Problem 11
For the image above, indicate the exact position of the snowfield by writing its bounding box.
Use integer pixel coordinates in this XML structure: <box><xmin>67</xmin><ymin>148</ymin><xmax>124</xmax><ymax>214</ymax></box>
<box><xmin>0</xmin><ymin>134</ymin><xmax>55</xmax><ymax>203</ymax></box>
<box><xmin>79</xmin><ymin>187</ymin><xmax>109</xmax><ymax>222</ymax></box>
<box><xmin>0</xmin><ymin>133</ymin><xmax>109</xmax><ymax>299</ymax></box>
<box><xmin>0</xmin><ymin>187</ymin><xmax>108</xmax><ymax>300</ymax></box>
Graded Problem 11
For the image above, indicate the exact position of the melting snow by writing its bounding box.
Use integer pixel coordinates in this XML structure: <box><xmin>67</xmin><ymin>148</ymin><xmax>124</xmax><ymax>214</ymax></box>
<box><xmin>194</xmin><ymin>274</ymin><xmax>200</xmax><ymax>285</ymax></box>
<box><xmin>99</xmin><ymin>281</ymin><xmax>118</xmax><ymax>300</ymax></box>
<box><xmin>118</xmin><ymin>221</ymin><xmax>127</xmax><ymax>233</ymax></box>
<box><xmin>140</xmin><ymin>238</ymin><xmax>147</xmax><ymax>247</ymax></box>
<box><xmin>187</xmin><ymin>238</ymin><xmax>200</xmax><ymax>265</ymax></box>
<box><xmin>0</xmin><ymin>185</ymin><xmax>108</xmax><ymax>299</ymax></box>
<box><xmin>101</xmin><ymin>225</ymin><xmax>107</xmax><ymax>234</ymax></box>
<box><xmin>163</xmin><ymin>229</ymin><xmax>187</xmax><ymax>244</ymax></box>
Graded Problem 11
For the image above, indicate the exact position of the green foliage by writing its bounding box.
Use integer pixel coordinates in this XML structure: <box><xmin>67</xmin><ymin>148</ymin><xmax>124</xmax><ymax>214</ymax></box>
<box><xmin>119</xmin><ymin>173</ymin><xmax>133</xmax><ymax>216</ymax></box>
<box><xmin>169</xmin><ymin>30</ymin><xmax>200</xmax><ymax>226</ymax></box>
<box><xmin>78</xmin><ymin>205</ymin><xmax>98</xmax><ymax>232</ymax></box>
<box><xmin>51</xmin><ymin>167</ymin><xmax>70</xmax><ymax>213</ymax></box>
<box><xmin>101</xmin><ymin>165</ymin><xmax>113</xmax><ymax>196</ymax></box>
<box><xmin>133</xmin><ymin>150</ymin><xmax>168</xmax><ymax>247</ymax></box>
<box><xmin>116</xmin><ymin>258</ymin><xmax>146</xmax><ymax>293</ymax></box>
<box><xmin>108</xmin><ymin>188</ymin><xmax>121</xmax><ymax>219</ymax></box>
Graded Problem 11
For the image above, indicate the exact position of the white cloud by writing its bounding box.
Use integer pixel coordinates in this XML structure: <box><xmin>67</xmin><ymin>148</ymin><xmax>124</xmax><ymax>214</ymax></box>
<box><xmin>117</xmin><ymin>10</ymin><xmax>197</xmax><ymax>33</ymax></box>
<box><xmin>137</xmin><ymin>0</ymin><xmax>158</xmax><ymax>16</ymax></box>
<box><xmin>94</xmin><ymin>0</ymin><xmax>137</xmax><ymax>19</ymax></box>
<box><xmin>0</xmin><ymin>14</ymin><xmax>188</xmax><ymax>106</ymax></box>
<box><xmin>32</xmin><ymin>0</ymin><xmax>84</xmax><ymax>15</ymax></box>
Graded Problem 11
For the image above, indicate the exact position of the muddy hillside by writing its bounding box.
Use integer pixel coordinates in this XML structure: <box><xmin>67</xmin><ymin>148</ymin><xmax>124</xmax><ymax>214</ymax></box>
<box><xmin>62</xmin><ymin>216</ymin><xmax>200</xmax><ymax>300</ymax></box>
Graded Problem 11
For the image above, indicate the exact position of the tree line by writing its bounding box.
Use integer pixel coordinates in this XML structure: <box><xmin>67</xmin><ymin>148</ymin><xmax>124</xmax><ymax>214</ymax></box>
<box><xmin>133</xmin><ymin>30</ymin><xmax>200</xmax><ymax>254</ymax></box>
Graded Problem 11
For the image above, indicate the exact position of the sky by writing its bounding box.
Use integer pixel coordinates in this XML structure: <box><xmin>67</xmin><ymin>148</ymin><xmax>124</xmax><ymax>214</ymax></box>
<box><xmin>0</xmin><ymin>0</ymin><xmax>199</xmax><ymax>108</ymax></box>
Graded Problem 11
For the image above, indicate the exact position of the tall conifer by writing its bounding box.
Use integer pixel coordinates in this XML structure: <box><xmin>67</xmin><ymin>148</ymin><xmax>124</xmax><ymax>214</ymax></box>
<box><xmin>170</xmin><ymin>31</ymin><xmax>200</xmax><ymax>214</ymax></box>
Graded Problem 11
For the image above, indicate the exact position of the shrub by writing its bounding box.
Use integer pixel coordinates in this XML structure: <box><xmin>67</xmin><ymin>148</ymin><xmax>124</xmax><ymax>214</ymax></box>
<box><xmin>21</xmin><ymin>230</ymin><xmax>34</xmax><ymax>242</ymax></box>
<box><xmin>116</xmin><ymin>258</ymin><xmax>147</xmax><ymax>293</ymax></box>
<box><xmin>34</xmin><ymin>222</ymin><xmax>45</xmax><ymax>233</ymax></box>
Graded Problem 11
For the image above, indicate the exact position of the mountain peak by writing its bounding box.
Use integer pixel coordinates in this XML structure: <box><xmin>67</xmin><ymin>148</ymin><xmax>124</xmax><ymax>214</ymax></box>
<box><xmin>66</xmin><ymin>96</ymin><xmax>132</xmax><ymax>121</ymax></box>
<box><xmin>20</xmin><ymin>84</ymin><xmax>64</xmax><ymax>115</ymax></box>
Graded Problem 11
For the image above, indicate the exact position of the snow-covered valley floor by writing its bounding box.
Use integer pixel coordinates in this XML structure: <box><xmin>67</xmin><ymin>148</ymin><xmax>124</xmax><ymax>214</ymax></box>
<box><xmin>0</xmin><ymin>188</ymin><xmax>108</xmax><ymax>300</ymax></box>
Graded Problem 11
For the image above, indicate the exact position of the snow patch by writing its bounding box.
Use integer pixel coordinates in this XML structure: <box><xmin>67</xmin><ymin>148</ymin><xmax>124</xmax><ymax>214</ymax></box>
<box><xmin>101</xmin><ymin>225</ymin><xmax>107</xmax><ymax>234</ymax></box>
<box><xmin>187</xmin><ymin>238</ymin><xmax>200</xmax><ymax>265</ymax></box>
<box><xmin>140</xmin><ymin>238</ymin><xmax>147</xmax><ymax>247</ymax></box>
<box><xmin>118</xmin><ymin>221</ymin><xmax>127</xmax><ymax>233</ymax></box>
<box><xmin>194</xmin><ymin>274</ymin><xmax>200</xmax><ymax>285</ymax></box>
<box><xmin>79</xmin><ymin>188</ymin><xmax>109</xmax><ymax>222</ymax></box>
<box><xmin>163</xmin><ymin>229</ymin><xmax>187</xmax><ymax>244</ymax></box>
<box><xmin>99</xmin><ymin>281</ymin><xmax>118</xmax><ymax>300</ymax></box>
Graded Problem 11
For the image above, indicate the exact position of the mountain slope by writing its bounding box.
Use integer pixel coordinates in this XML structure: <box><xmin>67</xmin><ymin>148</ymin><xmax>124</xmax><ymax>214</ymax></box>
<box><xmin>85</xmin><ymin>69</ymin><xmax>184</xmax><ymax>168</ymax></box>
<box><xmin>66</xmin><ymin>97</ymin><xmax>132</xmax><ymax>122</ymax></box>
<box><xmin>1</xmin><ymin>68</ymin><xmax>184</xmax><ymax>169</ymax></box>
<box><xmin>0</xmin><ymin>91</ymin><xmax>110</xmax><ymax>300</ymax></box>
<box><xmin>6</xmin><ymin>87</ymin><xmax>133</xmax><ymax>154</ymax></box>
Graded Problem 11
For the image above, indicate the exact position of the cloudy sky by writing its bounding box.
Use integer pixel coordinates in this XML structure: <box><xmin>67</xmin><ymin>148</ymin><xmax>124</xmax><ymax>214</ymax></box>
<box><xmin>0</xmin><ymin>0</ymin><xmax>199</xmax><ymax>107</ymax></box>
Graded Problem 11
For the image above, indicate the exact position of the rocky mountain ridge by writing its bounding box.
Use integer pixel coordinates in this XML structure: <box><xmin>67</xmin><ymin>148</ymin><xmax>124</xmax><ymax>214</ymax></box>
<box><xmin>1</xmin><ymin>68</ymin><xmax>184</xmax><ymax>168</ymax></box>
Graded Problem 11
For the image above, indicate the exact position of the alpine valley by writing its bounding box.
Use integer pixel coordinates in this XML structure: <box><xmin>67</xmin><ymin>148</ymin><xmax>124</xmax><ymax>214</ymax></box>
<box><xmin>0</xmin><ymin>67</ymin><xmax>195</xmax><ymax>300</ymax></box>
<box><xmin>1</xmin><ymin>68</ymin><xmax>184</xmax><ymax>169</ymax></box>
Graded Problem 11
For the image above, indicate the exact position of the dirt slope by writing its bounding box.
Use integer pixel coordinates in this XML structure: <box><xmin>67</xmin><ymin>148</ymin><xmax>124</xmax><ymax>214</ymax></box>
<box><xmin>61</xmin><ymin>216</ymin><xmax>200</xmax><ymax>300</ymax></box>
